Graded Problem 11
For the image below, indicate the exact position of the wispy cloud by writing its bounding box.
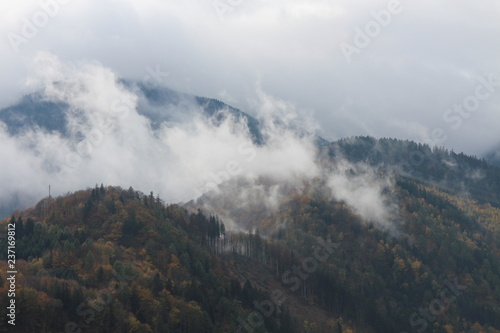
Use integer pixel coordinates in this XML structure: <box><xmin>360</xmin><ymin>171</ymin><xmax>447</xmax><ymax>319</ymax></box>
<box><xmin>0</xmin><ymin>53</ymin><xmax>402</xmax><ymax>231</ymax></box>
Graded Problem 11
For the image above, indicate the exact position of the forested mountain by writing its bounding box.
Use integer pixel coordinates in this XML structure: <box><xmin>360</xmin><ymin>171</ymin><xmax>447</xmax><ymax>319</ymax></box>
<box><xmin>1</xmin><ymin>170</ymin><xmax>500</xmax><ymax>332</ymax></box>
<box><xmin>324</xmin><ymin>136</ymin><xmax>500</xmax><ymax>207</ymax></box>
<box><xmin>0</xmin><ymin>186</ymin><xmax>284</xmax><ymax>332</ymax></box>
<box><xmin>0</xmin><ymin>186</ymin><xmax>339</xmax><ymax>332</ymax></box>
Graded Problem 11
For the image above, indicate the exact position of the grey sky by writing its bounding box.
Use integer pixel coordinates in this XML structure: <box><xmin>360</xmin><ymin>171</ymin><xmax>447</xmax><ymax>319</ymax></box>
<box><xmin>1</xmin><ymin>0</ymin><xmax>500</xmax><ymax>155</ymax></box>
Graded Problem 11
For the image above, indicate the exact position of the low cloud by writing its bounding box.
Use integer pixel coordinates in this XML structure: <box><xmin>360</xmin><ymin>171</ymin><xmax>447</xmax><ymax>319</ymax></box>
<box><xmin>1</xmin><ymin>53</ymin><xmax>401</xmax><ymax>232</ymax></box>
<box><xmin>0</xmin><ymin>54</ymin><xmax>317</xmax><ymax>218</ymax></box>
<box><xmin>325</xmin><ymin>161</ymin><xmax>398</xmax><ymax>229</ymax></box>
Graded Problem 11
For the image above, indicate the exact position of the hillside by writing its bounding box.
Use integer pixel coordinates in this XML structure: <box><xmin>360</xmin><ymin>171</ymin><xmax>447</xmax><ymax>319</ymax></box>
<box><xmin>1</xmin><ymin>177</ymin><xmax>500</xmax><ymax>332</ymax></box>
<box><xmin>0</xmin><ymin>186</ymin><xmax>346</xmax><ymax>333</ymax></box>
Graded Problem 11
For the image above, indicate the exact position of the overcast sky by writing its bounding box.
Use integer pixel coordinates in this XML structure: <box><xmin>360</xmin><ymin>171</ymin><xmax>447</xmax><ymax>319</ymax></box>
<box><xmin>1</xmin><ymin>0</ymin><xmax>500</xmax><ymax>156</ymax></box>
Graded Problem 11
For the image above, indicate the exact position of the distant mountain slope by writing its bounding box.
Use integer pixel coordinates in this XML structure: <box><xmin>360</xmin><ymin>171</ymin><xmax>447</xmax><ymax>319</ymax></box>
<box><xmin>0</xmin><ymin>82</ymin><xmax>264</xmax><ymax>144</ymax></box>
<box><xmin>485</xmin><ymin>146</ymin><xmax>500</xmax><ymax>168</ymax></box>
<box><xmin>0</xmin><ymin>93</ymin><xmax>68</xmax><ymax>135</ymax></box>
<box><xmin>323</xmin><ymin>136</ymin><xmax>500</xmax><ymax>207</ymax></box>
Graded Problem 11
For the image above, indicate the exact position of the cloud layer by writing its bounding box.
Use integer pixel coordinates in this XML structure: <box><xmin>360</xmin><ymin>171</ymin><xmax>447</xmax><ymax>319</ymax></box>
<box><xmin>0</xmin><ymin>54</ymin><xmax>321</xmax><ymax>218</ymax></box>
<box><xmin>0</xmin><ymin>53</ymin><xmax>399</xmax><ymax>231</ymax></box>
<box><xmin>1</xmin><ymin>0</ymin><xmax>500</xmax><ymax>156</ymax></box>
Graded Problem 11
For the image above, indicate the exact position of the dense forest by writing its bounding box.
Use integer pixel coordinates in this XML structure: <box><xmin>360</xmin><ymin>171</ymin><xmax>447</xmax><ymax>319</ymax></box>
<box><xmin>1</xmin><ymin>176</ymin><xmax>500</xmax><ymax>332</ymax></box>
<box><xmin>0</xmin><ymin>185</ymin><xmax>318</xmax><ymax>333</ymax></box>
